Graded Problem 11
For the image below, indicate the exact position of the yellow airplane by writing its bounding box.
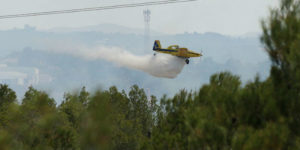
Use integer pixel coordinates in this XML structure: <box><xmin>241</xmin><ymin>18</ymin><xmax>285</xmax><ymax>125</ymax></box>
<box><xmin>153</xmin><ymin>40</ymin><xmax>202</xmax><ymax>64</ymax></box>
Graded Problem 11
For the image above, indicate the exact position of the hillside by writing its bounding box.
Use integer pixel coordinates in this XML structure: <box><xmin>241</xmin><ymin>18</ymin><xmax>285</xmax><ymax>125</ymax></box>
<box><xmin>0</xmin><ymin>25</ymin><xmax>270</xmax><ymax>101</ymax></box>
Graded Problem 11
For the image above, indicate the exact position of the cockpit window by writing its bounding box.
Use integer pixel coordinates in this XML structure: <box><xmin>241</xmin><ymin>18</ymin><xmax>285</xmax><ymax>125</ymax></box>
<box><xmin>168</xmin><ymin>45</ymin><xmax>179</xmax><ymax>49</ymax></box>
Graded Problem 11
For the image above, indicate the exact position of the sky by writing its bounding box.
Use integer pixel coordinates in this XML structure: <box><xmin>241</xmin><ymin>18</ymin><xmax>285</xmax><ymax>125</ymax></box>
<box><xmin>0</xmin><ymin>0</ymin><xmax>278</xmax><ymax>36</ymax></box>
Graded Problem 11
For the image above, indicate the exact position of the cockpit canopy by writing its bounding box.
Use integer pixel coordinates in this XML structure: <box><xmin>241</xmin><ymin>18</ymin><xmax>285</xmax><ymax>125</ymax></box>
<box><xmin>168</xmin><ymin>45</ymin><xmax>179</xmax><ymax>49</ymax></box>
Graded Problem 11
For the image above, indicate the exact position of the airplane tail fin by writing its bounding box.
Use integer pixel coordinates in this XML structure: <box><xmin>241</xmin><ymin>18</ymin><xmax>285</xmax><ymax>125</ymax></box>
<box><xmin>153</xmin><ymin>40</ymin><xmax>161</xmax><ymax>50</ymax></box>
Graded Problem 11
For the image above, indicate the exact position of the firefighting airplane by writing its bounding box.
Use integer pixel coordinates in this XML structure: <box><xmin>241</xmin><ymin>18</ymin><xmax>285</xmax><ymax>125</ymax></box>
<box><xmin>153</xmin><ymin>40</ymin><xmax>202</xmax><ymax>64</ymax></box>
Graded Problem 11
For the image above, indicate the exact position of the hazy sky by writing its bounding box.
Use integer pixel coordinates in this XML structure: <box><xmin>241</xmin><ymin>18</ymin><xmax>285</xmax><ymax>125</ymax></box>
<box><xmin>0</xmin><ymin>0</ymin><xmax>278</xmax><ymax>36</ymax></box>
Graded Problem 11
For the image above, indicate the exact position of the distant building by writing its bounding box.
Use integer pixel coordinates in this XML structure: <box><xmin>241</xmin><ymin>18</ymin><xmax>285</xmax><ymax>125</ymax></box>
<box><xmin>0</xmin><ymin>64</ymin><xmax>39</xmax><ymax>86</ymax></box>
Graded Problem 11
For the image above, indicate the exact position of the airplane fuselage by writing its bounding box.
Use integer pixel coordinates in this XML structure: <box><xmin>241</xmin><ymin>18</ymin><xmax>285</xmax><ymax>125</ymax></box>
<box><xmin>153</xmin><ymin>48</ymin><xmax>201</xmax><ymax>58</ymax></box>
<box><xmin>153</xmin><ymin>40</ymin><xmax>202</xmax><ymax>64</ymax></box>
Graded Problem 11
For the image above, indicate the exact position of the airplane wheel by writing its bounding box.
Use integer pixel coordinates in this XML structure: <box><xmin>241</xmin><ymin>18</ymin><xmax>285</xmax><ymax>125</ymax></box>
<box><xmin>185</xmin><ymin>59</ymin><xmax>189</xmax><ymax>64</ymax></box>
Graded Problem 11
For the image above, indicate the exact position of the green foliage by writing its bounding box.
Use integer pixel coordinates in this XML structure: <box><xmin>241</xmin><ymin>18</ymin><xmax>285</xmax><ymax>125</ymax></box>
<box><xmin>0</xmin><ymin>84</ymin><xmax>17</xmax><ymax>127</ymax></box>
<box><xmin>59</xmin><ymin>87</ymin><xmax>88</xmax><ymax>130</ymax></box>
<box><xmin>262</xmin><ymin>0</ymin><xmax>300</xmax><ymax>140</ymax></box>
<box><xmin>0</xmin><ymin>84</ymin><xmax>16</xmax><ymax>107</ymax></box>
<box><xmin>237</xmin><ymin>77</ymin><xmax>279</xmax><ymax>129</ymax></box>
<box><xmin>233</xmin><ymin>122</ymin><xmax>289</xmax><ymax>150</ymax></box>
<box><xmin>79</xmin><ymin>90</ymin><xmax>113</xmax><ymax>150</ymax></box>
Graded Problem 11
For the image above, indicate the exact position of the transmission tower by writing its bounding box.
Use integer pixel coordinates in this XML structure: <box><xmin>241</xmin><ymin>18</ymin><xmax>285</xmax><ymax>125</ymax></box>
<box><xmin>143</xmin><ymin>9</ymin><xmax>151</xmax><ymax>52</ymax></box>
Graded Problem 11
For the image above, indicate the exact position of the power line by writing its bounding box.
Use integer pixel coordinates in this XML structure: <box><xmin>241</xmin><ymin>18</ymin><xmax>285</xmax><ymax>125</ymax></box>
<box><xmin>0</xmin><ymin>0</ymin><xmax>198</xmax><ymax>19</ymax></box>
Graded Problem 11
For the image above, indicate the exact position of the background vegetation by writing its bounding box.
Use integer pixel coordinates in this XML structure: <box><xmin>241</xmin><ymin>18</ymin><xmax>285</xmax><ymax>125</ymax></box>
<box><xmin>1</xmin><ymin>0</ymin><xmax>300</xmax><ymax>149</ymax></box>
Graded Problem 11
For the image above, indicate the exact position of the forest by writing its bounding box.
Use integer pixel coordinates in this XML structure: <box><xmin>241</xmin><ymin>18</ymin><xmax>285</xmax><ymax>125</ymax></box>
<box><xmin>1</xmin><ymin>0</ymin><xmax>300</xmax><ymax>149</ymax></box>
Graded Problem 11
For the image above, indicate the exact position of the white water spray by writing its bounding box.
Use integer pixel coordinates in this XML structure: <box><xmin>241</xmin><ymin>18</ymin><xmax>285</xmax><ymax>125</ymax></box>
<box><xmin>45</xmin><ymin>43</ymin><xmax>186</xmax><ymax>78</ymax></box>
<box><xmin>82</xmin><ymin>47</ymin><xmax>186</xmax><ymax>78</ymax></box>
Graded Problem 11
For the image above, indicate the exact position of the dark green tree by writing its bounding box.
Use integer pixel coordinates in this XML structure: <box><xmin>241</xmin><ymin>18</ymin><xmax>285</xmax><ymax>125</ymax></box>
<box><xmin>0</xmin><ymin>84</ymin><xmax>17</xmax><ymax>128</ymax></box>
<box><xmin>0</xmin><ymin>84</ymin><xmax>16</xmax><ymax>107</ymax></box>
<box><xmin>261</xmin><ymin>0</ymin><xmax>300</xmax><ymax>147</ymax></box>
<box><xmin>59</xmin><ymin>87</ymin><xmax>89</xmax><ymax>130</ymax></box>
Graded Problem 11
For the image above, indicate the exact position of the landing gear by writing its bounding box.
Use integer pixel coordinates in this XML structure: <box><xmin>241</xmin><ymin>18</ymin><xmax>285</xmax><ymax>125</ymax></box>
<box><xmin>185</xmin><ymin>59</ymin><xmax>189</xmax><ymax>64</ymax></box>
<box><xmin>153</xmin><ymin>53</ymin><xmax>156</xmax><ymax>56</ymax></box>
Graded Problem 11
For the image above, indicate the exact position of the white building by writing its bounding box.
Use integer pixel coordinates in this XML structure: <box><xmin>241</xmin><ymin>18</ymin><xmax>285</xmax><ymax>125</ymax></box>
<box><xmin>0</xmin><ymin>64</ymin><xmax>39</xmax><ymax>86</ymax></box>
